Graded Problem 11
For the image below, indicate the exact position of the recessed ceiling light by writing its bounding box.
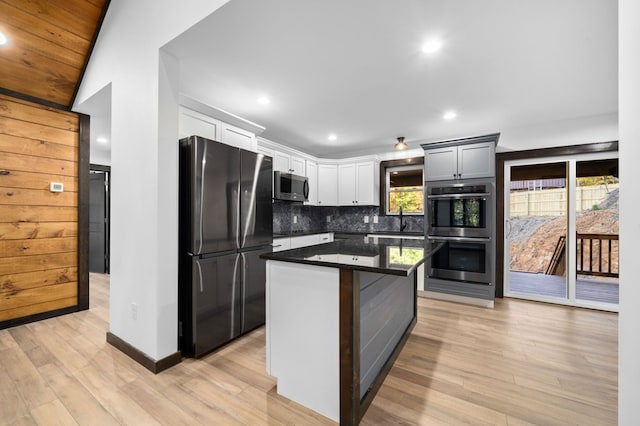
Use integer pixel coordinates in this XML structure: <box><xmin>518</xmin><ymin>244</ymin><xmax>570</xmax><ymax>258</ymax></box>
<box><xmin>0</xmin><ymin>31</ymin><xmax>9</xmax><ymax>46</ymax></box>
<box><xmin>257</xmin><ymin>96</ymin><xmax>270</xmax><ymax>105</ymax></box>
<box><xmin>96</xmin><ymin>137</ymin><xmax>108</xmax><ymax>143</ymax></box>
<box><xmin>421</xmin><ymin>39</ymin><xmax>442</xmax><ymax>54</ymax></box>
<box><xmin>443</xmin><ymin>110</ymin><xmax>457</xmax><ymax>120</ymax></box>
<box><xmin>328</xmin><ymin>133</ymin><xmax>337</xmax><ymax>141</ymax></box>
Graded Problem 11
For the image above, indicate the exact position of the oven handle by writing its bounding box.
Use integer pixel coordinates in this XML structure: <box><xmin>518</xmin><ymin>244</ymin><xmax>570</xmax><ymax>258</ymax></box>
<box><xmin>427</xmin><ymin>235</ymin><xmax>492</xmax><ymax>242</ymax></box>
<box><xmin>427</xmin><ymin>193</ymin><xmax>490</xmax><ymax>199</ymax></box>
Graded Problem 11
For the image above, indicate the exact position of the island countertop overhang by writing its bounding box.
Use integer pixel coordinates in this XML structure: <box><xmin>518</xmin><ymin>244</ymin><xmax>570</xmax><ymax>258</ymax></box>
<box><xmin>261</xmin><ymin>237</ymin><xmax>444</xmax><ymax>276</ymax></box>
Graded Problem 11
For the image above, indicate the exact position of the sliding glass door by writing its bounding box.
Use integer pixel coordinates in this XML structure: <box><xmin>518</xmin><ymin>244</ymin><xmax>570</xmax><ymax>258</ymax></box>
<box><xmin>504</xmin><ymin>153</ymin><xmax>618</xmax><ymax>311</ymax></box>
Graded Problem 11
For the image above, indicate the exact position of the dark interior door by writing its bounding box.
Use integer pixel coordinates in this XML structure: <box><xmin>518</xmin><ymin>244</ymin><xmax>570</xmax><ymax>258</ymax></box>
<box><xmin>89</xmin><ymin>171</ymin><xmax>107</xmax><ymax>273</ymax></box>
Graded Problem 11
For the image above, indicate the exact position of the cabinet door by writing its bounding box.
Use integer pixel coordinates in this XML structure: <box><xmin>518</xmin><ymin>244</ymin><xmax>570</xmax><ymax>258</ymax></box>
<box><xmin>179</xmin><ymin>107</ymin><xmax>220</xmax><ymax>140</ymax></box>
<box><xmin>290</xmin><ymin>156</ymin><xmax>306</xmax><ymax>176</ymax></box>
<box><xmin>458</xmin><ymin>141</ymin><xmax>495</xmax><ymax>179</ymax></box>
<box><xmin>317</xmin><ymin>164</ymin><xmax>338</xmax><ymax>205</ymax></box>
<box><xmin>273</xmin><ymin>151</ymin><xmax>291</xmax><ymax>173</ymax></box>
<box><xmin>317</xmin><ymin>232</ymin><xmax>333</xmax><ymax>244</ymax></box>
<box><xmin>257</xmin><ymin>145</ymin><xmax>274</xmax><ymax>159</ymax></box>
<box><xmin>290</xmin><ymin>234</ymin><xmax>321</xmax><ymax>249</ymax></box>
<box><xmin>338</xmin><ymin>163</ymin><xmax>357</xmax><ymax>205</ymax></box>
<box><xmin>355</xmin><ymin>161</ymin><xmax>377</xmax><ymax>205</ymax></box>
<box><xmin>272</xmin><ymin>238</ymin><xmax>291</xmax><ymax>252</ymax></box>
<box><xmin>425</xmin><ymin>146</ymin><xmax>458</xmax><ymax>181</ymax></box>
<box><xmin>305</xmin><ymin>160</ymin><xmax>318</xmax><ymax>205</ymax></box>
<box><xmin>220</xmin><ymin>123</ymin><xmax>256</xmax><ymax>151</ymax></box>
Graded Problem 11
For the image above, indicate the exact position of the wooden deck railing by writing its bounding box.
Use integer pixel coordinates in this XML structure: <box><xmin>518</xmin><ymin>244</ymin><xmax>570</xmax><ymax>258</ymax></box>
<box><xmin>546</xmin><ymin>233</ymin><xmax>619</xmax><ymax>278</ymax></box>
<box><xmin>577</xmin><ymin>233</ymin><xmax>619</xmax><ymax>278</ymax></box>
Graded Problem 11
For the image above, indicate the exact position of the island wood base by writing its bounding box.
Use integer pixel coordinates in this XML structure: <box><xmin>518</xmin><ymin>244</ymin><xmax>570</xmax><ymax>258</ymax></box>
<box><xmin>266</xmin><ymin>260</ymin><xmax>417</xmax><ymax>424</ymax></box>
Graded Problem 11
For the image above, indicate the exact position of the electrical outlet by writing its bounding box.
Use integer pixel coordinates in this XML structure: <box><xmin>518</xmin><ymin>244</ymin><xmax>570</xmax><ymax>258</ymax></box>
<box><xmin>131</xmin><ymin>302</ymin><xmax>138</xmax><ymax>320</ymax></box>
<box><xmin>373</xmin><ymin>215</ymin><xmax>379</xmax><ymax>224</ymax></box>
<box><xmin>326</xmin><ymin>215</ymin><xmax>331</xmax><ymax>223</ymax></box>
<box><xmin>364</xmin><ymin>216</ymin><xmax>369</xmax><ymax>223</ymax></box>
<box><xmin>293</xmin><ymin>215</ymin><xmax>298</xmax><ymax>224</ymax></box>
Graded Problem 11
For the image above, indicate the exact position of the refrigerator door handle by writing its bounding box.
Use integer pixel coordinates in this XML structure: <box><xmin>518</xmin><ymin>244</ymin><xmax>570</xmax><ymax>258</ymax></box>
<box><xmin>230</xmin><ymin>254</ymin><xmax>240</xmax><ymax>338</ymax></box>
<box><xmin>235</xmin><ymin>180</ymin><xmax>241</xmax><ymax>249</ymax></box>
<box><xmin>195</xmin><ymin>258</ymin><xmax>204</xmax><ymax>293</ymax></box>
<box><xmin>241</xmin><ymin>252</ymin><xmax>246</xmax><ymax>332</ymax></box>
<box><xmin>197</xmin><ymin>141</ymin><xmax>207</xmax><ymax>255</ymax></box>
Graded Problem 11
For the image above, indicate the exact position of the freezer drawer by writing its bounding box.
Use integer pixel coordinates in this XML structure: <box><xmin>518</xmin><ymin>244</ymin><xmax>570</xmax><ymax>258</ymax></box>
<box><xmin>241</xmin><ymin>247</ymin><xmax>270</xmax><ymax>333</ymax></box>
<box><xmin>190</xmin><ymin>252</ymin><xmax>242</xmax><ymax>357</ymax></box>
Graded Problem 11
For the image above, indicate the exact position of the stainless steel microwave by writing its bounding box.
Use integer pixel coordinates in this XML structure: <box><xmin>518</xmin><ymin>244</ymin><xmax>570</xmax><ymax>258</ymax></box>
<box><xmin>274</xmin><ymin>171</ymin><xmax>309</xmax><ymax>201</ymax></box>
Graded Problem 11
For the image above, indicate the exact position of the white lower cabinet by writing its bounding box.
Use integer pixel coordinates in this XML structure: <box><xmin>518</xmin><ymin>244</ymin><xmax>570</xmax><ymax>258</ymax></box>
<box><xmin>337</xmin><ymin>254</ymin><xmax>379</xmax><ymax>267</ymax></box>
<box><xmin>272</xmin><ymin>238</ymin><xmax>291</xmax><ymax>252</ymax></box>
<box><xmin>274</xmin><ymin>233</ymin><xmax>334</xmax><ymax>251</ymax></box>
<box><xmin>289</xmin><ymin>234</ymin><xmax>320</xmax><ymax>249</ymax></box>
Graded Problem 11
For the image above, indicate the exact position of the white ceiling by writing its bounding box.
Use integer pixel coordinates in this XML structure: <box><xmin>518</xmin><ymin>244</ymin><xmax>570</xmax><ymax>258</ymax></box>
<box><xmin>93</xmin><ymin>0</ymin><xmax>619</xmax><ymax>160</ymax></box>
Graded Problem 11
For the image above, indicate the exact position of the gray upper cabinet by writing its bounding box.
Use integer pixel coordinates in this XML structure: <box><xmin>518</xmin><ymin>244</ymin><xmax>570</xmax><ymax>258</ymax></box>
<box><xmin>423</xmin><ymin>135</ymin><xmax>498</xmax><ymax>181</ymax></box>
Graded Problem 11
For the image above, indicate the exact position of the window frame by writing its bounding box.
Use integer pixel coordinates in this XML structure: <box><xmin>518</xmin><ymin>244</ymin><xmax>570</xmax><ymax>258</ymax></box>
<box><xmin>378</xmin><ymin>156</ymin><xmax>424</xmax><ymax>216</ymax></box>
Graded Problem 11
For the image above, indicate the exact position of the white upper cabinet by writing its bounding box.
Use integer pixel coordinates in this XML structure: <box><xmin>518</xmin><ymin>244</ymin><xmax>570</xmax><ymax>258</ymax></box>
<box><xmin>458</xmin><ymin>142</ymin><xmax>495</xmax><ymax>179</ymax></box>
<box><xmin>317</xmin><ymin>164</ymin><xmax>338</xmax><ymax>205</ymax></box>
<box><xmin>338</xmin><ymin>161</ymin><xmax>379</xmax><ymax>205</ymax></box>
<box><xmin>220</xmin><ymin>123</ymin><xmax>257</xmax><ymax>152</ymax></box>
<box><xmin>355</xmin><ymin>161</ymin><xmax>378</xmax><ymax>205</ymax></box>
<box><xmin>306</xmin><ymin>160</ymin><xmax>318</xmax><ymax>205</ymax></box>
<box><xmin>257</xmin><ymin>145</ymin><xmax>274</xmax><ymax>159</ymax></box>
<box><xmin>179</xmin><ymin>106</ymin><xmax>257</xmax><ymax>152</ymax></box>
<box><xmin>425</xmin><ymin>141</ymin><xmax>495</xmax><ymax>181</ymax></box>
<box><xmin>179</xmin><ymin>106</ymin><xmax>220</xmax><ymax>140</ymax></box>
<box><xmin>274</xmin><ymin>151</ymin><xmax>306</xmax><ymax>175</ymax></box>
<box><xmin>338</xmin><ymin>163</ymin><xmax>356</xmax><ymax>205</ymax></box>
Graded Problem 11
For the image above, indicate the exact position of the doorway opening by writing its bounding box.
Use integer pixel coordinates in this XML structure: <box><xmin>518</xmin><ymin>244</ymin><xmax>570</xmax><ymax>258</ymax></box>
<box><xmin>89</xmin><ymin>165</ymin><xmax>110</xmax><ymax>274</ymax></box>
<box><xmin>504</xmin><ymin>153</ymin><xmax>618</xmax><ymax>311</ymax></box>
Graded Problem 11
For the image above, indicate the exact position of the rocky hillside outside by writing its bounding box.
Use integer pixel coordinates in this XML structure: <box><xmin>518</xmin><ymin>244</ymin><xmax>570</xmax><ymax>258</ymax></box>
<box><xmin>509</xmin><ymin>188</ymin><xmax>619</xmax><ymax>275</ymax></box>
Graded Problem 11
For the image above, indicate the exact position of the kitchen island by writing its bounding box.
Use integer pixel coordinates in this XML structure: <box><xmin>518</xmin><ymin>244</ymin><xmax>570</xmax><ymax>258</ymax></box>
<box><xmin>261</xmin><ymin>237</ymin><xmax>442</xmax><ymax>424</ymax></box>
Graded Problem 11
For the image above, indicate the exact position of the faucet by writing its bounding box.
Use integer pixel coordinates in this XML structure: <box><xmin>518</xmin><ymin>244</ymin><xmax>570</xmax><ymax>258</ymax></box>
<box><xmin>399</xmin><ymin>206</ymin><xmax>407</xmax><ymax>232</ymax></box>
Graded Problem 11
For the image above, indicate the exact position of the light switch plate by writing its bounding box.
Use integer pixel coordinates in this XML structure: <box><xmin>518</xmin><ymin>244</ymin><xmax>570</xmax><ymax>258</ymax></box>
<box><xmin>50</xmin><ymin>182</ymin><xmax>64</xmax><ymax>192</ymax></box>
<box><xmin>364</xmin><ymin>216</ymin><xmax>369</xmax><ymax>223</ymax></box>
<box><xmin>373</xmin><ymin>215</ymin><xmax>378</xmax><ymax>224</ymax></box>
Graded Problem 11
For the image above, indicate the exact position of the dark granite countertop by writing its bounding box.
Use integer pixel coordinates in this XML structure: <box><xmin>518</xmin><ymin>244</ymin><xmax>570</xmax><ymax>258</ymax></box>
<box><xmin>334</xmin><ymin>231</ymin><xmax>423</xmax><ymax>238</ymax></box>
<box><xmin>275</xmin><ymin>231</ymin><xmax>424</xmax><ymax>239</ymax></box>
<box><xmin>273</xmin><ymin>231</ymin><xmax>330</xmax><ymax>238</ymax></box>
<box><xmin>262</xmin><ymin>237</ymin><xmax>443</xmax><ymax>276</ymax></box>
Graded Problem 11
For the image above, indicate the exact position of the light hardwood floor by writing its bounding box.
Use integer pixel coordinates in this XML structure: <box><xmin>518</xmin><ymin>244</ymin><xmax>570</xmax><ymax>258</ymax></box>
<box><xmin>0</xmin><ymin>273</ymin><xmax>617</xmax><ymax>425</ymax></box>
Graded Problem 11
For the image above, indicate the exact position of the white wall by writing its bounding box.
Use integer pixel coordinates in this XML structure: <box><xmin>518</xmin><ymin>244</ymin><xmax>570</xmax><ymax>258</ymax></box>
<box><xmin>496</xmin><ymin>113</ymin><xmax>618</xmax><ymax>153</ymax></box>
<box><xmin>74</xmin><ymin>0</ymin><xmax>230</xmax><ymax>361</ymax></box>
<box><xmin>619</xmin><ymin>0</ymin><xmax>639</xmax><ymax>423</ymax></box>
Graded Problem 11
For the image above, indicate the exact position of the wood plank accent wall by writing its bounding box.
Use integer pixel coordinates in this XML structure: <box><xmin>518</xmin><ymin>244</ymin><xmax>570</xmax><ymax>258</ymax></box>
<box><xmin>0</xmin><ymin>0</ymin><xmax>109</xmax><ymax>107</ymax></box>
<box><xmin>0</xmin><ymin>94</ymin><xmax>81</xmax><ymax>324</ymax></box>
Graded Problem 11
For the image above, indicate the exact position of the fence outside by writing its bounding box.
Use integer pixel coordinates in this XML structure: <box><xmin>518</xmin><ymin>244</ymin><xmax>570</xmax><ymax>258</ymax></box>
<box><xmin>510</xmin><ymin>184</ymin><xmax>619</xmax><ymax>217</ymax></box>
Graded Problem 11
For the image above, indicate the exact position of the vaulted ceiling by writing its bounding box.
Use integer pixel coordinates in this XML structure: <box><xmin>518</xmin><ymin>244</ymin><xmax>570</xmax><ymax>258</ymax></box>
<box><xmin>0</xmin><ymin>0</ymin><xmax>110</xmax><ymax>109</ymax></box>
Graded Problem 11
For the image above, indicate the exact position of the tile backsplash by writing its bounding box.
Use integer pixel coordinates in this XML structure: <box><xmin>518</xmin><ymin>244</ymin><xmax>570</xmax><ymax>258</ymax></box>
<box><xmin>273</xmin><ymin>201</ymin><xmax>424</xmax><ymax>235</ymax></box>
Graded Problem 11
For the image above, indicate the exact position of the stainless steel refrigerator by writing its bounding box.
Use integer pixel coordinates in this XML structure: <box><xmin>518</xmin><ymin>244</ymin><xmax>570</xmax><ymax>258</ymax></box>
<box><xmin>178</xmin><ymin>135</ymin><xmax>273</xmax><ymax>358</ymax></box>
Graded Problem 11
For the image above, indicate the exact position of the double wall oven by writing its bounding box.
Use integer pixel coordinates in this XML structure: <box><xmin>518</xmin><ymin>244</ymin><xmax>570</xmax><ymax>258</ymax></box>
<box><xmin>425</xmin><ymin>179</ymin><xmax>495</xmax><ymax>286</ymax></box>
